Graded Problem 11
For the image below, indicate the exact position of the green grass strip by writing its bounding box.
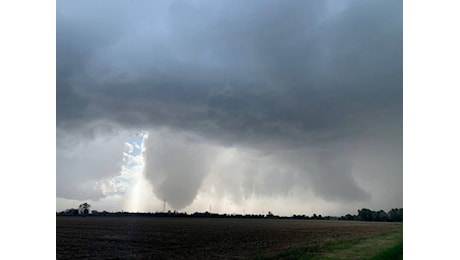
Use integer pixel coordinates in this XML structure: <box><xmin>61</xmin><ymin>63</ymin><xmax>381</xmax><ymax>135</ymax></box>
<box><xmin>370</xmin><ymin>240</ymin><xmax>403</xmax><ymax>260</ymax></box>
<box><xmin>256</xmin><ymin>230</ymin><xmax>403</xmax><ymax>260</ymax></box>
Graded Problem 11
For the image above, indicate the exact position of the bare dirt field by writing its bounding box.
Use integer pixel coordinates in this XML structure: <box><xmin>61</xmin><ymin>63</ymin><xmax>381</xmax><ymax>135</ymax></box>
<box><xmin>56</xmin><ymin>216</ymin><xmax>402</xmax><ymax>259</ymax></box>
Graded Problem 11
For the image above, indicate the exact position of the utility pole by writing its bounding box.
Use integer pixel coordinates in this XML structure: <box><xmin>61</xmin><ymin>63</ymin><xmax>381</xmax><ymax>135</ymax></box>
<box><xmin>163</xmin><ymin>199</ymin><xmax>166</xmax><ymax>212</ymax></box>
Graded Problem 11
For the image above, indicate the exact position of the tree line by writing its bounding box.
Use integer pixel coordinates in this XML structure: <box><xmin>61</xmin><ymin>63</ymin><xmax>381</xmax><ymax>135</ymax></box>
<box><xmin>338</xmin><ymin>208</ymin><xmax>403</xmax><ymax>222</ymax></box>
<box><xmin>57</xmin><ymin>203</ymin><xmax>402</xmax><ymax>222</ymax></box>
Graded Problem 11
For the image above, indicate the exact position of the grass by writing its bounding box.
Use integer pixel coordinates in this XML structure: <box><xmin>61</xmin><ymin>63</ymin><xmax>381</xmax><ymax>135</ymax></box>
<box><xmin>370</xmin><ymin>240</ymin><xmax>403</xmax><ymax>260</ymax></box>
<box><xmin>257</xmin><ymin>229</ymin><xmax>403</xmax><ymax>260</ymax></box>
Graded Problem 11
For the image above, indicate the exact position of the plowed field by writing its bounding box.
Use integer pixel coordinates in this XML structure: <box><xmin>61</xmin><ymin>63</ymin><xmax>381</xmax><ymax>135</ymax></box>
<box><xmin>56</xmin><ymin>216</ymin><xmax>402</xmax><ymax>259</ymax></box>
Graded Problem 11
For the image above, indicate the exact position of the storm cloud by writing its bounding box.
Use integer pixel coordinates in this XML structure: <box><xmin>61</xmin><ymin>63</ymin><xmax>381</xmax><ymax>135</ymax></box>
<box><xmin>57</xmin><ymin>0</ymin><xmax>402</xmax><ymax>214</ymax></box>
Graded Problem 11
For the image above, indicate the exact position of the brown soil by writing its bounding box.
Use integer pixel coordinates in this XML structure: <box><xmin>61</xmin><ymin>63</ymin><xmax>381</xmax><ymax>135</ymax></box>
<box><xmin>56</xmin><ymin>216</ymin><xmax>402</xmax><ymax>259</ymax></box>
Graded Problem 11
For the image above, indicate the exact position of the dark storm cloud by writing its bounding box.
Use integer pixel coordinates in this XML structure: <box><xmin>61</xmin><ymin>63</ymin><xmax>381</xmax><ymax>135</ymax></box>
<box><xmin>57</xmin><ymin>0</ymin><xmax>402</xmax><ymax>207</ymax></box>
<box><xmin>57</xmin><ymin>0</ymin><xmax>401</xmax><ymax>137</ymax></box>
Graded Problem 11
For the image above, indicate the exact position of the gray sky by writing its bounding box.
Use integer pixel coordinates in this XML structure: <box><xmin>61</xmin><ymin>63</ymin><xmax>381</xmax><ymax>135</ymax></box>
<box><xmin>56</xmin><ymin>0</ymin><xmax>402</xmax><ymax>216</ymax></box>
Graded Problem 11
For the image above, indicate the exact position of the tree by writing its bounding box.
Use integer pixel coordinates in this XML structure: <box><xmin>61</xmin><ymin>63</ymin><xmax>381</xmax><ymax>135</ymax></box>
<box><xmin>266</xmin><ymin>211</ymin><xmax>274</xmax><ymax>218</ymax></box>
<box><xmin>376</xmin><ymin>210</ymin><xmax>389</xmax><ymax>222</ymax></box>
<box><xmin>79</xmin><ymin>203</ymin><xmax>91</xmax><ymax>215</ymax></box>
<box><xmin>358</xmin><ymin>208</ymin><xmax>374</xmax><ymax>221</ymax></box>
<box><xmin>344</xmin><ymin>214</ymin><xmax>355</xmax><ymax>221</ymax></box>
<box><xmin>388</xmin><ymin>208</ymin><xmax>403</xmax><ymax>222</ymax></box>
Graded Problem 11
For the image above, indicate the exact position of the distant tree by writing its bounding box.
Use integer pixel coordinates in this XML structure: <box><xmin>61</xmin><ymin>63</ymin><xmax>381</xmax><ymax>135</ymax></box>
<box><xmin>79</xmin><ymin>203</ymin><xmax>91</xmax><ymax>215</ymax></box>
<box><xmin>63</xmin><ymin>208</ymin><xmax>79</xmax><ymax>216</ymax></box>
<box><xmin>358</xmin><ymin>208</ymin><xmax>373</xmax><ymax>221</ymax></box>
<box><xmin>345</xmin><ymin>214</ymin><xmax>354</xmax><ymax>221</ymax></box>
<box><xmin>377</xmin><ymin>210</ymin><xmax>389</xmax><ymax>222</ymax></box>
<box><xmin>388</xmin><ymin>208</ymin><xmax>403</xmax><ymax>222</ymax></box>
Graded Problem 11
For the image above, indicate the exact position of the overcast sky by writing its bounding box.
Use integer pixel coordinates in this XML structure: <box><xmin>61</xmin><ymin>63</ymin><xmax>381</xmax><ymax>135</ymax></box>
<box><xmin>56</xmin><ymin>0</ymin><xmax>402</xmax><ymax>216</ymax></box>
